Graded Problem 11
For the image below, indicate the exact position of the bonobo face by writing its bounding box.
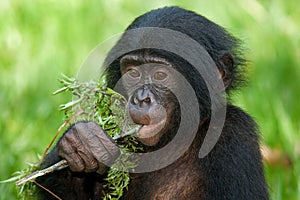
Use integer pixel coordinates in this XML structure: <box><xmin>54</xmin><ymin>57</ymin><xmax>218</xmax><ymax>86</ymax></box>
<box><xmin>120</xmin><ymin>53</ymin><xmax>178</xmax><ymax>146</ymax></box>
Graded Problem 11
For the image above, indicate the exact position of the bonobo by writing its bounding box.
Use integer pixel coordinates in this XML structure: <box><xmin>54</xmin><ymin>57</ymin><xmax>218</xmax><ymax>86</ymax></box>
<box><xmin>37</xmin><ymin>6</ymin><xmax>269</xmax><ymax>200</ymax></box>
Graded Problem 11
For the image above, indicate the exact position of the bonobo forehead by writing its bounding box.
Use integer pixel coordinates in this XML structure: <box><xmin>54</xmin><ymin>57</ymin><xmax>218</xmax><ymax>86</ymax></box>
<box><xmin>120</xmin><ymin>50</ymin><xmax>172</xmax><ymax>68</ymax></box>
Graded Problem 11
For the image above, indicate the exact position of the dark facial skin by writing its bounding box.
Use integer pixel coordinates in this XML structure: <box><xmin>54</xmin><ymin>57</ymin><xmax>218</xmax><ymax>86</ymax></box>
<box><xmin>120</xmin><ymin>54</ymin><xmax>177</xmax><ymax>146</ymax></box>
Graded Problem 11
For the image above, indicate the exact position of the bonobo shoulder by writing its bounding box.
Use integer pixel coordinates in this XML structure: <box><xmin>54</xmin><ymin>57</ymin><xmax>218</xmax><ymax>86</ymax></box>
<box><xmin>225</xmin><ymin>105</ymin><xmax>259</xmax><ymax>136</ymax></box>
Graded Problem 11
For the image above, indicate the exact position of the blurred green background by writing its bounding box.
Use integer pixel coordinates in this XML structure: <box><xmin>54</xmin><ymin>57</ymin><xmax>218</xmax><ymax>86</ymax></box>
<box><xmin>0</xmin><ymin>0</ymin><xmax>299</xmax><ymax>199</ymax></box>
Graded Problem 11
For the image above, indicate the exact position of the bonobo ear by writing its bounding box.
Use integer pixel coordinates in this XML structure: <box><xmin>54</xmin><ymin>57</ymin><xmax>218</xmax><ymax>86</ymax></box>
<box><xmin>217</xmin><ymin>52</ymin><xmax>234</xmax><ymax>89</ymax></box>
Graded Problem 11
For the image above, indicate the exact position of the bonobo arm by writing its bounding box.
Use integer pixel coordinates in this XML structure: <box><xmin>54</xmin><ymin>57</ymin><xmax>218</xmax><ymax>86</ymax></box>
<box><xmin>36</xmin><ymin>122</ymin><xmax>120</xmax><ymax>200</ymax></box>
<box><xmin>202</xmin><ymin>105</ymin><xmax>269</xmax><ymax>200</ymax></box>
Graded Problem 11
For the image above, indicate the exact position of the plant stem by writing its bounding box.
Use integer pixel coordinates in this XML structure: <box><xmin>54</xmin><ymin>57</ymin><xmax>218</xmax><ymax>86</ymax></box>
<box><xmin>16</xmin><ymin>160</ymin><xmax>68</xmax><ymax>186</ymax></box>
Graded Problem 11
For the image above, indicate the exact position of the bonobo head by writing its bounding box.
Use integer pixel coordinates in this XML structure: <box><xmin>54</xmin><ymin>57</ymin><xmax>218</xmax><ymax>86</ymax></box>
<box><xmin>120</xmin><ymin>51</ymin><xmax>180</xmax><ymax>146</ymax></box>
<box><xmin>105</xmin><ymin>6</ymin><xmax>246</xmax><ymax>147</ymax></box>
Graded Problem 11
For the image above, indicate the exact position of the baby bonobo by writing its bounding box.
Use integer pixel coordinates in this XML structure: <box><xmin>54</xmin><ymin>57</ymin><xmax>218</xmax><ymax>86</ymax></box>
<box><xmin>37</xmin><ymin>6</ymin><xmax>269</xmax><ymax>200</ymax></box>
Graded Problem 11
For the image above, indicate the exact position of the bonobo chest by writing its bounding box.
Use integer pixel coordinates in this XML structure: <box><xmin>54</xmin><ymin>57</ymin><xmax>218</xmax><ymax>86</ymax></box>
<box><xmin>124</xmin><ymin>159</ymin><xmax>204</xmax><ymax>200</ymax></box>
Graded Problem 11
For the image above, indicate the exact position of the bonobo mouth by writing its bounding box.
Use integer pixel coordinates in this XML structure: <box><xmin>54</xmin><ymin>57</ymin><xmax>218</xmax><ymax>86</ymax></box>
<box><xmin>128</xmin><ymin>104</ymin><xmax>167</xmax><ymax>146</ymax></box>
<box><xmin>138</xmin><ymin>117</ymin><xmax>167</xmax><ymax>139</ymax></box>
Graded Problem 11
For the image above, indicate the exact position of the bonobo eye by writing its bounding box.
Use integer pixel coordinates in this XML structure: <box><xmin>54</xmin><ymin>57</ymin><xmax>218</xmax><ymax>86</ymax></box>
<box><xmin>127</xmin><ymin>68</ymin><xmax>140</xmax><ymax>78</ymax></box>
<box><xmin>153</xmin><ymin>71</ymin><xmax>168</xmax><ymax>81</ymax></box>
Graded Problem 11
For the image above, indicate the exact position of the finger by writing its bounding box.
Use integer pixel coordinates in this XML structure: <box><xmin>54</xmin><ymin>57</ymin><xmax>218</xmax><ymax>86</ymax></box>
<box><xmin>59</xmin><ymin>136</ymin><xmax>85</xmax><ymax>172</ymax></box>
<box><xmin>77</xmin><ymin>149</ymin><xmax>98</xmax><ymax>172</ymax></box>
<box><xmin>94</xmin><ymin>134</ymin><xmax>120</xmax><ymax>165</ymax></box>
<box><xmin>74</xmin><ymin>126</ymin><xmax>113</xmax><ymax>173</ymax></box>
<box><xmin>64</xmin><ymin>130</ymin><xmax>98</xmax><ymax>172</ymax></box>
<box><xmin>92</xmin><ymin>125</ymin><xmax>120</xmax><ymax>162</ymax></box>
<box><xmin>76</xmin><ymin>122</ymin><xmax>120</xmax><ymax>166</ymax></box>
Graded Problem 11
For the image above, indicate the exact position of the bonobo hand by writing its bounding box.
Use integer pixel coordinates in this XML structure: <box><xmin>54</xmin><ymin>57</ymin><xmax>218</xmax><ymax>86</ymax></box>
<box><xmin>58</xmin><ymin>122</ymin><xmax>120</xmax><ymax>174</ymax></box>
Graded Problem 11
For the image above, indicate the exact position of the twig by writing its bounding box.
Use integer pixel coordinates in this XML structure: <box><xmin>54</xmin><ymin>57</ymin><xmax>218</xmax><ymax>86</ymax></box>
<box><xmin>16</xmin><ymin>160</ymin><xmax>68</xmax><ymax>186</ymax></box>
<box><xmin>32</xmin><ymin>180</ymin><xmax>62</xmax><ymax>200</ymax></box>
<box><xmin>16</xmin><ymin>125</ymin><xmax>141</xmax><ymax>186</ymax></box>
<box><xmin>39</xmin><ymin>109</ymin><xmax>85</xmax><ymax>165</ymax></box>
<box><xmin>112</xmin><ymin>125</ymin><xmax>141</xmax><ymax>140</ymax></box>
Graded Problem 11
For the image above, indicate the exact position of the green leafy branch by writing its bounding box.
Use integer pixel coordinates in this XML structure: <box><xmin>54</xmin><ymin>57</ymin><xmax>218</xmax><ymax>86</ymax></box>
<box><xmin>53</xmin><ymin>75</ymin><xmax>143</xmax><ymax>199</ymax></box>
<box><xmin>6</xmin><ymin>74</ymin><xmax>143</xmax><ymax>200</ymax></box>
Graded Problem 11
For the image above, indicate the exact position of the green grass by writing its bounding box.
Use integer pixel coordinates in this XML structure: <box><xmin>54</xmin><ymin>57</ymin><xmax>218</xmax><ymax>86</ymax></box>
<box><xmin>0</xmin><ymin>0</ymin><xmax>299</xmax><ymax>199</ymax></box>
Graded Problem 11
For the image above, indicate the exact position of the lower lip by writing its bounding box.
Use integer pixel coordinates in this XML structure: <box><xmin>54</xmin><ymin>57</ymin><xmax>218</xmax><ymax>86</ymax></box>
<box><xmin>138</xmin><ymin>118</ymin><xmax>166</xmax><ymax>138</ymax></box>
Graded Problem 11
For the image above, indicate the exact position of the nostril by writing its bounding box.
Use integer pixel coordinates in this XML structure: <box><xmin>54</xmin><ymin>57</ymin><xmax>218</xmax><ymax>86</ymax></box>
<box><xmin>131</xmin><ymin>95</ymin><xmax>152</xmax><ymax>107</ymax></box>
<box><xmin>143</xmin><ymin>97</ymin><xmax>151</xmax><ymax>104</ymax></box>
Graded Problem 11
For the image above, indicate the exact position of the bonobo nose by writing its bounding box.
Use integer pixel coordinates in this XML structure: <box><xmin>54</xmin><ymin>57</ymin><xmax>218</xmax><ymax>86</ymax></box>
<box><xmin>131</xmin><ymin>86</ymin><xmax>153</xmax><ymax>107</ymax></box>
